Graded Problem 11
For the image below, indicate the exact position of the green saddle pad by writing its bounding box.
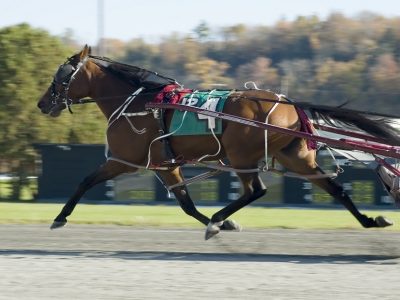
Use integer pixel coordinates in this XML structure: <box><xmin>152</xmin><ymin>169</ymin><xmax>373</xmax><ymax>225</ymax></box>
<box><xmin>169</xmin><ymin>90</ymin><xmax>231</xmax><ymax>136</ymax></box>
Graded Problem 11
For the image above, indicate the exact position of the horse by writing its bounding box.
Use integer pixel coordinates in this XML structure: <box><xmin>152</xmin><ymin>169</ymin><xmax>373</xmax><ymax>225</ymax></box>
<box><xmin>37</xmin><ymin>45</ymin><xmax>394</xmax><ymax>239</ymax></box>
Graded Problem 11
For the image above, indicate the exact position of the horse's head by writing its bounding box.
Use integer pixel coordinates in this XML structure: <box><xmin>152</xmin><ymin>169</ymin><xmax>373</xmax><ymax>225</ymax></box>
<box><xmin>37</xmin><ymin>45</ymin><xmax>92</xmax><ymax>117</ymax></box>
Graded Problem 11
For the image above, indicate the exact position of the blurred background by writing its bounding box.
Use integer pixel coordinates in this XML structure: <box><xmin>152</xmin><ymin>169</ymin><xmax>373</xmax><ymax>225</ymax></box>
<box><xmin>0</xmin><ymin>0</ymin><xmax>399</xmax><ymax>205</ymax></box>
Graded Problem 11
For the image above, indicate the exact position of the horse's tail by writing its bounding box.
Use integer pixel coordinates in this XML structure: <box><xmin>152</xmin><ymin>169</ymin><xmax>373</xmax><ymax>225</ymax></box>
<box><xmin>305</xmin><ymin>104</ymin><xmax>400</xmax><ymax>146</ymax></box>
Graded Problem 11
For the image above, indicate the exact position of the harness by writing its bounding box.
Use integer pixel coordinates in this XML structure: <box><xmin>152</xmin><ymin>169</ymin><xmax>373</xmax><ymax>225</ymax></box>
<box><xmin>50</xmin><ymin>56</ymin><xmax>89</xmax><ymax>113</ymax></box>
<box><xmin>49</xmin><ymin>55</ymin><xmax>342</xmax><ymax>192</ymax></box>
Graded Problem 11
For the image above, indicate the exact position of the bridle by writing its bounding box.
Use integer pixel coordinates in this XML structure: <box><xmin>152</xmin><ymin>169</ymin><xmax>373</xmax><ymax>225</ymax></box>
<box><xmin>50</xmin><ymin>55</ymin><xmax>89</xmax><ymax>113</ymax></box>
<box><xmin>48</xmin><ymin>54</ymin><xmax>182</xmax><ymax>114</ymax></box>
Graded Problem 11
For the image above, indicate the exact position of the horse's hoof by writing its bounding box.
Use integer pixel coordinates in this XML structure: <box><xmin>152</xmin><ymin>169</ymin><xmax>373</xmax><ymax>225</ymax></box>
<box><xmin>221</xmin><ymin>219</ymin><xmax>242</xmax><ymax>232</ymax></box>
<box><xmin>375</xmin><ymin>216</ymin><xmax>393</xmax><ymax>227</ymax></box>
<box><xmin>50</xmin><ymin>220</ymin><xmax>67</xmax><ymax>230</ymax></box>
<box><xmin>205</xmin><ymin>221</ymin><xmax>223</xmax><ymax>240</ymax></box>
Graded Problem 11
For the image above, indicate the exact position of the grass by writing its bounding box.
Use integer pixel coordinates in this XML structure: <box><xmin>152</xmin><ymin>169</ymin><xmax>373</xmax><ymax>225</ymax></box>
<box><xmin>1</xmin><ymin>202</ymin><xmax>400</xmax><ymax>230</ymax></box>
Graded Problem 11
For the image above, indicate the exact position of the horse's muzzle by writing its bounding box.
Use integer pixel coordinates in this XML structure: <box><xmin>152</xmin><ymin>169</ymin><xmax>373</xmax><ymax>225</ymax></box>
<box><xmin>37</xmin><ymin>101</ymin><xmax>65</xmax><ymax>117</ymax></box>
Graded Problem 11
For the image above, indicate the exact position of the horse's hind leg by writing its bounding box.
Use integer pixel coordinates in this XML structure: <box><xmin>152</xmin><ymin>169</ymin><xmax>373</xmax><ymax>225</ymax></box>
<box><xmin>308</xmin><ymin>170</ymin><xmax>393</xmax><ymax>228</ymax></box>
<box><xmin>156</xmin><ymin>168</ymin><xmax>242</xmax><ymax>231</ymax></box>
<box><xmin>51</xmin><ymin>160</ymin><xmax>128</xmax><ymax>229</ymax></box>
<box><xmin>205</xmin><ymin>172</ymin><xmax>266</xmax><ymax>240</ymax></box>
<box><xmin>274</xmin><ymin>143</ymin><xmax>393</xmax><ymax>228</ymax></box>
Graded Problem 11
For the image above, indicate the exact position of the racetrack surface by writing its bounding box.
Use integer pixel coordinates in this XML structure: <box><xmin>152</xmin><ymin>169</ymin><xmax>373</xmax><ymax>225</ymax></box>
<box><xmin>1</xmin><ymin>224</ymin><xmax>400</xmax><ymax>300</ymax></box>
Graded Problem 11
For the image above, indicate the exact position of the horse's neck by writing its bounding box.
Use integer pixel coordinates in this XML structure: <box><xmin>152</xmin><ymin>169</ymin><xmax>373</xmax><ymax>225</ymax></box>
<box><xmin>90</xmin><ymin>72</ymin><xmax>145</xmax><ymax>119</ymax></box>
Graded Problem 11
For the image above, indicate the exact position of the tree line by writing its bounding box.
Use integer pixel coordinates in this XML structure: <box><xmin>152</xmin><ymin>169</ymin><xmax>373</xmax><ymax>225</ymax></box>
<box><xmin>1</xmin><ymin>12</ymin><xmax>399</xmax><ymax>199</ymax></box>
<box><xmin>114</xmin><ymin>12</ymin><xmax>400</xmax><ymax>113</ymax></box>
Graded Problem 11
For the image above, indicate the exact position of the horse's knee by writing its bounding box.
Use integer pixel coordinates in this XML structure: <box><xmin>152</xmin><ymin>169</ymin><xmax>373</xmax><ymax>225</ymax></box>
<box><xmin>78</xmin><ymin>175</ymin><xmax>96</xmax><ymax>189</ymax></box>
<box><xmin>252</xmin><ymin>187</ymin><xmax>267</xmax><ymax>200</ymax></box>
<box><xmin>251</xmin><ymin>176</ymin><xmax>267</xmax><ymax>200</ymax></box>
<box><xmin>79</xmin><ymin>163</ymin><xmax>123</xmax><ymax>190</ymax></box>
<box><xmin>174</xmin><ymin>188</ymin><xmax>197</xmax><ymax>216</ymax></box>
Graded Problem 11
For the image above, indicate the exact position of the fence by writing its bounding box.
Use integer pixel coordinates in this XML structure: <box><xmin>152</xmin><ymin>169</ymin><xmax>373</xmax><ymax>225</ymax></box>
<box><xmin>33</xmin><ymin>143</ymin><xmax>393</xmax><ymax>206</ymax></box>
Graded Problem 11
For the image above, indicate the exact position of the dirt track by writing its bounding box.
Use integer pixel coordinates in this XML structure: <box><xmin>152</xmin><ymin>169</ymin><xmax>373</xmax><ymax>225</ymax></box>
<box><xmin>1</xmin><ymin>224</ymin><xmax>400</xmax><ymax>299</ymax></box>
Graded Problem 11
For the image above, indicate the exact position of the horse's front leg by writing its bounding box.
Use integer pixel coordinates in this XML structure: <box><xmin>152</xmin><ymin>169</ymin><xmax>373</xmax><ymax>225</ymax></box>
<box><xmin>51</xmin><ymin>160</ymin><xmax>128</xmax><ymax>229</ymax></box>
<box><xmin>156</xmin><ymin>168</ymin><xmax>241</xmax><ymax>231</ymax></box>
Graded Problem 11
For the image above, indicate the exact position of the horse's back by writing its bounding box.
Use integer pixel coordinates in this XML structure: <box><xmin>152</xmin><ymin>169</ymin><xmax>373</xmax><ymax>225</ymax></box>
<box><xmin>225</xmin><ymin>90</ymin><xmax>298</xmax><ymax>126</ymax></box>
<box><xmin>221</xmin><ymin>90</ymin><xmax>301</xmax><ymax>162</ymax></box>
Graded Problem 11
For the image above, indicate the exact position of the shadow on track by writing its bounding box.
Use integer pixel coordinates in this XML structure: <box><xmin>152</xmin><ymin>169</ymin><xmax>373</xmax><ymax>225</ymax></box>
<box><xmin>1</xmin><ymin>249</ymin><xmax>399</xmax><ymax>265</ymax></box>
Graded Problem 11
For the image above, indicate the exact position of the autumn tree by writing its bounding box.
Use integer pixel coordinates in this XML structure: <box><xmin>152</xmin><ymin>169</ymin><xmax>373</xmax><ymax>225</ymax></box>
<box><xmin>185</xmin><ymin>58</ymin><xmax>232</xmax><ymax>89</ymax></box>
<box><xmin>235</xmin><ymin>57</ymin><xmax>279</xmax><ymax>90</ymax></box>
<box><xmin>313</xmin><ymin>57</ymin><xmax>366</xmax><ymax>107</ymax></box>
<box><xmin>367</xmin><ymin>53</ymin><xmax>400</xmax><ymax>112</ymax></box>
<box><xmin>193</xmin><ymin>21</ymin><xmax>211</xmax><ymax>42</ymax></box>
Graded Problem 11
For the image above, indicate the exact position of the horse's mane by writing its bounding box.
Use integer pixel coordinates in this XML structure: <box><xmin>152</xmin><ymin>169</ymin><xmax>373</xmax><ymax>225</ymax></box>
<box><xmin>89</xmin><ymin>55</ymin><xmax>179</xmax><ymax>90</ymax></box>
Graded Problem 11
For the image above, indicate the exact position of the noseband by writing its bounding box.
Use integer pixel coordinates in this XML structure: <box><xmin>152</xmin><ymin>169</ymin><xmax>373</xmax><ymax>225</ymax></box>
<box><xmin>50</xmin><ymin>56</ymin><xmax>89</xmax><ymax>113</ymax></box>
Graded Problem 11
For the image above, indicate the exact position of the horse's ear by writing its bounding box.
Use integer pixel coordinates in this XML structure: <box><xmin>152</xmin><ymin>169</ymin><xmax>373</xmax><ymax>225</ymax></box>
<box><xmin>80</xmin><ymin>44</ymin><xmax>90</xmax><ymax>59</ymax></box>
<box><xmin>88</xmin><ymin>46</ymin><xmax>92</xmax><ymax>55</ymax></box>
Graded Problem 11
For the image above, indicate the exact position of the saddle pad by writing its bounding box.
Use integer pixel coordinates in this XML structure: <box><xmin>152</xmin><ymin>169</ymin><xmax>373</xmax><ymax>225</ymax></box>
<box><xmin>169</xmin><ymin>90</ymin><xmax>231</xmax><ymax>136</ymax></box>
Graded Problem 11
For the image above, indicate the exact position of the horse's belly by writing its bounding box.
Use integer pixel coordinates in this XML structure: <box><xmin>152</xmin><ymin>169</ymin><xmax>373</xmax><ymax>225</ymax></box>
<box><xmin>170</xmin><ymin>135</ymin><xmax>225</xmax><ymax>160</ymax></box>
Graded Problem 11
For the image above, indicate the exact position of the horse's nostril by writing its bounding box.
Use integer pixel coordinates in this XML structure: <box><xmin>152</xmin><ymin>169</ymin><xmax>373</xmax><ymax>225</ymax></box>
<box><xmin>37</xmin><ymin>101</ymin><xmax>44</xmax><ymax>109</ymax></box>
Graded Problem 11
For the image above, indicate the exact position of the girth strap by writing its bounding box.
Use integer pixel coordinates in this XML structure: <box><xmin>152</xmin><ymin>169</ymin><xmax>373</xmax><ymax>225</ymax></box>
<box><xmin>156</xmin><ymin>108</ymin><xmax>177</xmax><ymax>162</ymax></box>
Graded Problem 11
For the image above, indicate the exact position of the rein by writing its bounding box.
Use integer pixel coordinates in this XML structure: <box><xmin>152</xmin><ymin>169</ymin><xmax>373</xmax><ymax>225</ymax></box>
<box><xmin>238</xmin><ymin>95</ymin><xmax>400</xmax><ymax>119</ymax></box>
<box><xmin>75</xmin><ymin>88</ymin><xmax>174</xmax><ymax>105</ymax></box>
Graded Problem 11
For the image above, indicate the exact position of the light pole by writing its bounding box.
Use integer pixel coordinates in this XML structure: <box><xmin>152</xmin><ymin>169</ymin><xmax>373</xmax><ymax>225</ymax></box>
<box><xmin>98</xmin><ymin>0</ymin><xmax>105</xmax><ymax>56</ymax></box>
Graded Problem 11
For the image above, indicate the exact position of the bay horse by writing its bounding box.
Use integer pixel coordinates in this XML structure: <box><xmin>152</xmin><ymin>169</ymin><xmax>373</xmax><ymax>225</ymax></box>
<box><xmin>38</xmin><ymin>45</ymin><xmax>394</xmax><ymax>239</ymax></box>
